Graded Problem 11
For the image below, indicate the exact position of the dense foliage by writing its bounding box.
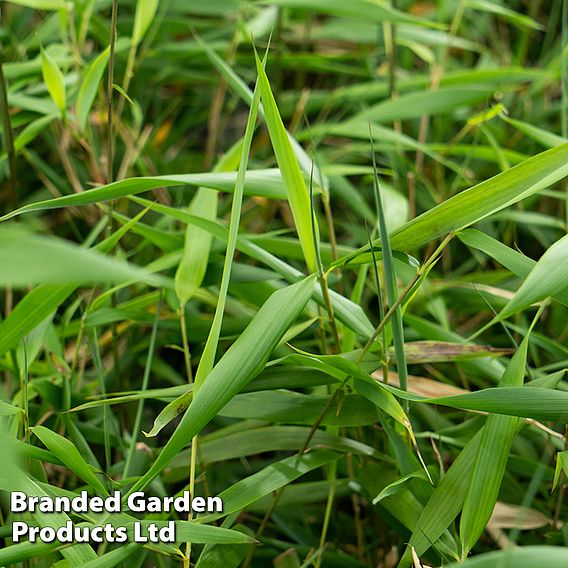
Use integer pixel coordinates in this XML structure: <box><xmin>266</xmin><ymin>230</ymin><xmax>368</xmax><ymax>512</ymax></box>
<box><xmin>1</xmin><ymin>1</ymin><xmax>568</xmax><ymax>567</ymax></box>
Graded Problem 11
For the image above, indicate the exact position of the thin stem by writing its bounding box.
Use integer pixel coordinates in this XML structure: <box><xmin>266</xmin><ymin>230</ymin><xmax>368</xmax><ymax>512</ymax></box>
<box><xmin>179</xmin><ymin>304</ymin><xmax>196</xmax><ymax>566</ymax></box>
<box><xmin>107</xmin><ymin>0</ymin><xmax>118</xmax><ymax>185</ymax></box>
<box><xmin>0</xmin><ymin>43</ymin><xmax>17</xmax><ymax>209</ymax></box>
<box><xmin>562</xmin><ymin>0</ymin><xmax>567</xmax><ymax>224</ymax></box>
<box><xmin>358</xmin><ymin>232</ymin><xmax>455</xmax><ymax>363</ymax></box>
<box><xmin>123</xmin><ymin>291</ymin><xmax>162</xmax><ymax>480</ymax></box>
<box><xmin>179</xmin><ymin>306</ymin><xmax>193</xmax><ymax>383</ymax></box>
<box><xmin>314</xmin><ymin>459</ymin><xmax>337</xmax><ymax>568</ymax></box>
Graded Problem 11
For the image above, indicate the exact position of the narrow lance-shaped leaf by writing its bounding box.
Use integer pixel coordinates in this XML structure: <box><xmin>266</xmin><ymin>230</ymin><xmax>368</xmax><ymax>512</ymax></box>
<box><xmin>458</xmin><ymin>229</ymin><xmax>568</xmax><ymax>307</ymax></box>
<box><xmin>397</xmin><ymin>431</ymin><xmax>483</xmax><ymax>568</ymax></box>
<box><xmin>76</xmin><ymin>47</ymin><xmax>110</xmax><ymax>131</ymax></box>
<box><xmin>255</xmin><ymin>50</ymin><xmax>319</xmax><ymax>273</ymax></box>
<box><xmin>31</xmin><ymin>426</ymin><xmax>108</xmax><ymax>495</ymax></box>
<box><xmin>335</xmin><ymin>143</ymin><xmax>568</xmax><ymax>260</ymax></box>
<box><xmin>372</xmin><ymin>151</ymin><xmax>408</xmax><ymax>392</ymax></box>
<box><xmin>0</xmin><ymin>225</ymin><xmax>165</xmax><ymax>288</ymax></box>
<box><xmin>383</xmin><ymin>383</ymin><xmax>568</xmax><ymax>423</ymax></box>
<box><xmin>442</xmin><ymin>546</ymin><xmax>568</xmax><ymax>568</ymax></box>
<box><xmin>193</xmin><ymin>32</ymin><xmax>328</xmax><ymax>194</ymax></box>
<box><xmin>198</xmin><ymin>450</ymin><xmax>341</xmax><ymax>523</ymax></box>
<box><xmin>129</xmin><ymin>196</ymin><xmax>375</xmax><ymax>339</ymax></box>
<box><xmin>194</xmin><ymin>68</ymin><xmax>263</xmax><ymax>389</ymax></box>
<box><xmin>132</xmin><ymin>0</ymin><xmax>160</xmax><ymax>45</ymax></box>
<box><xmin>41</xmin><ymin>46</ymin><xmax>66</xmax><ymax>117</ymax></box>
<box><xmin>460</xmin><ymin>320</ymin><xmax>536</xmax><ymax>556</ymax></box>
<box><xmin>491</xmin><ymin>233</ymin><xmax>568</xmax><ymax>323</ymax></box>
<box><xmin>7</xmin><ymin>0</ymin><xmax>64</xmax><ymax>10</ymax></box>
<box><xmin>175</xmin><ymin>189</ymin><xmax>218</xmax><ymax>306</ymax></box>
<box><xmin>75</xmin><ymin>544</ymin><xmax>140</xmax><ymax>568</ymax></box>
<box><xmin>0</xmin><ymin>449</ymin><xmax>98</xmax><ymax>564</ymax></box>
<box><xmin>176</xmin><ymin>139</ymin><xmax>251</xmax><ymax>308</ymax></box>
<box><xmin>0</xmin><ymin>169</ymin><xmax>300</xmax><ymax>222</ymax></box>
<box><xmin>0</xmin><ymin>208</ymin><xmax>151</xmax><ymax>357</ymax></box>
<box><xmin>264</xmin><ymin>0</ymin><xmax>443</xmax><ymax>28</ymax></box>
<box><xmin>128</xmin><ymin>276</ymin><xmax>316</xmax><ymax>495</ymax></box>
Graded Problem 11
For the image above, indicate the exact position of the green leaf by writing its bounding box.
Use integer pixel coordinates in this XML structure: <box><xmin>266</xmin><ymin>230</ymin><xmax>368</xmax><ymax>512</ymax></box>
<box><xmin>41</xmin><ymin>47</ymin><xmax>66</xmax><ymax>116</ymax></box>
<box><xmin>459</xmin><ymin>228</ymin><xmax>568</xmax><ymax>308</ymax></box>
<box><xmin>195</xmin><ymin>524</ymin><xmax>254</xmax><ymax>568</ymax></box>
<box><xmin>78</xmin><ymin>544</ymin><xmax>139</xmax><ymax>568</ymax></box>
<box><xmin>175</xmin><ymin>188</ymin><xmax>218</xmax><ymax>306</ymax></box>
<box><xmin>264</xmin><ymin>0</ymin><xmax>443</xmax><ymax>28</ymax></box>
<box><xmin>194</xmin><ymin>74</ymin><xmax>263</xmax><ymax>389</ymax></box>
<box><xmin>350</xmin><ymin>86</ymin><xmax>494</xmax><ymax>123</ymax></box>
<box><xmin>12</xmin><ymin>114</ymin><xmax>58</xmax><ymax>152</ymax></box>
<box><xmin>0</xmin><ymin>399</ymin><xmax>22</xmax><ymax>416</ymax></box>
<box><xmin>0</xmin><ymin>225</ymin><xmax>165</xmax><ymax>288</ymax></box>
<box><xmin>76</xmin><ymin>47</ymin><xmax>110</xmax><ymax>131</ymax></box>
<box><xmin>128</xmin><ymin>196</ymin><xmax>375</xmax><ymax>339</ymax></box>
<box><xmin>494</xmin><ymin>234</ymin><xmax>568</xmax><ymax>322</ymax></box>
<box><xmin>198</xmin><ymin>450</ymin><xmax>341</xmax><ymax>522</ymax></box>
<box><xmin>372</xmin><ymin>470</ymin><xmax>428</xmax><ymax>504</ymax></box>
<box><xmin>443</xmin><ymin>547</ymin><xmax>568</xmax><ymax>568</ymax></box>
<box><xmin>460</xmin><ymin>331</ymin><xmax>533</xmax><ymax>555</ymax></box>
<box><xmin>388</xmin><ymin>385</ymin><xmax>568</xmax><ymax>423</ymax></box>
<box><xmin>553</xmin><ymin>451</ymin><xmax>568</xmax><ymax>491</ymax></box>
<box><xmin>132</xmin><ymin>0</ymin><xmax>160</xmax><ymax>45</ymax></box>
<box><xmin>0</xmin><ymin>540</ymin><xmax>62</xmax><ymax>565</ymax></box>
<box><xmin>0</xmin><ymin>458</ymin><xmax>98</xmax><ymax>565</ymax></box>
<box><xmin>0</xmin><ymin>170</ymin><xmax>300</xmax><ymax>222</ymax></box>
<box><xmin>254</xmin><ymin>50</ymin><xmax>319</xmax><ymax>272</ymax></box>
<box><xmin>501</xmin><ymin>115</ymin><xmax>567</xmax><ymax>148</ymax></box>
<box><xmin>128</xmin><ymin>276</ymin><xmax>316</xmax><ymax>494</ymax></box>
<box><xmin>5</xmin><ymin>0</ymin><xmax>64</xmax><ymax>8</ymax></box>
<box><xmin>0</xmin><ymin>208</ymin><xmax>152</xmax><ymax>357</ymax></box>
<box><xmin>31</xmin><ymin>426</ymin><xmax>108</xmax><ymax>496</ymax></box>
<box><xmin>466</xmin><ymin>0</ymin><xmax>543</xmax><ymax>30</ymax></box>
<box><xmin>398</xmin><ymin>431</ymin><xmax>482</xmax><ymax>567</ymax></box>
<box><xmin>370</xmin><ymin>143</ymin><xmax>568</xmax><ymax>254</ymax></box>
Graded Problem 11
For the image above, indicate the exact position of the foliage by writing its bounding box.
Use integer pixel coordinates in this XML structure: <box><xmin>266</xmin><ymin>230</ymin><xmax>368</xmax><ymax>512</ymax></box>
<box><xmin>0</xmin><ymin>1</ymin><xmax>567</xmax><ymax>567</ymax></box>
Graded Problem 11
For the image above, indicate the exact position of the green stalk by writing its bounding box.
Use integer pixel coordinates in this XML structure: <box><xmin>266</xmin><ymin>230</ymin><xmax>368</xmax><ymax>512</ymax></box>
<box><xmin>0</xmin><ymin>43</ymin><xmax>17</xmax><ymax>209</ymax></box>
<box><xmin>106</xmin><ymin>0</ymin><xmax>118</xmax><ymax>185</ymax></box>
<box><xmin>315</xmin><ymin>458</ymin><xmax>337</xmax><ymax>568</ymax></box>
<box><xmin>123</xmin><ymin>291</ymin><xmax>162</xmax><ymax>480</ymax></box>
<box><xmin>562</xmin><ymin>0</ymin><xmax>568</xmax><ymax>224</ymax></box>
<box><xmin>371</xmin><ymin>144</ymin><xmax>408</xmax><ymax>393</ymax></box>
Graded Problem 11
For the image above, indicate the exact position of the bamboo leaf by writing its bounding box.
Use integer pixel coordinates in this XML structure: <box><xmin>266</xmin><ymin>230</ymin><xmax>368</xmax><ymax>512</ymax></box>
<box><xmin>5</xmin><ymin>0</ymin><xmax>64</xmax><ymax>9</ymax></box>
<box><xmin>0</xmin><ymin>225</ymin><xmax>165</xmax><ymax>288</ymax></box>
<box><xmin>0</xmin><ymin>208</ymin><xmax>151</xmax><ymax>357</ymax></box>
<box><xmin>460</xmin><ymin>330</ymin><xmax>534</xmax><ymax>555</ymax></box>
<box><xmin>494</xmin><ymin>234</ymin><xmax>568</xmax><ymax>322</ymax></box>
<box><xmin>76</xmin><ymin>47</ymin><xmax>110</xmax><ymax>131</ymax></box>
<box><xmin>128</xmin><ymin>276</ymin><xmax>316</xmax><ymax>494</ymax></box>
<box><xmin>78</xmin><ymin>544</ymin><xmax>139</xmax><ymax>568</ymax></box>
<box><xmin>132</xmin><ymin>0</ymin><xmax>160</xmax><ymax>45</ymax></box>
<box><xmin>0</xmin><ymin>170</ymin><xmax>302</xmax><ymax>222</ymax></box>
<box><xmin>175</xmin><ymin>188</ymin><xmax>218</xmax><ymax>306</ymax></box>
<box><xmin>264</xmin><ymin>0</ymin><xmax>443</xmax><ymax>28</ymax></box>
<box><xmin>254</xmin><ymin>50</ymin><xmax>319</xmax><ymax>273</ymax></box>
<box><xmin>198</xmin><ymin>450</ymin><xmax>341</xmax><ymax>523</ymax></box>
<box><xmin>31</xmin><ymin>426</ymin><xmax>108</xmax><ymax>496</ymax></box>
<box><xmin>443</xmin><ymin>547</ymin><xmax>568</xmax><ymax>568</ymax></box>
<box><xmin>194</xmin><ymin>66</ymin><xmax>263</xmax><ymax>389</ymax></box>
<box><xmin>352</xmin><ymin>143</ymin><xmax>568</xmax><ymax>255</ymax></box>
<box><xmin>41</xmin><ymin>47</ymin><xmax>66</xmax><ymax>116</ymax></box>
